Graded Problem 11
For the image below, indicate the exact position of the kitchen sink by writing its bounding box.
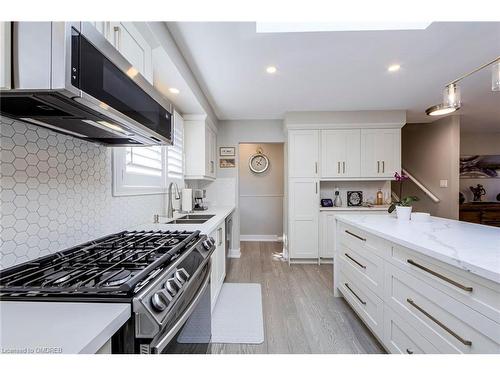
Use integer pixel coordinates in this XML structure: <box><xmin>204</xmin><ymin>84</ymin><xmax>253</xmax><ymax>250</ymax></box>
<box><xmin>177</xmin><ymin>214</ymin><xmax>215</xmax><ymax>220</ymax></box>
<box><xmin>166</xmin><ymin>214</ymin><xmax>215</xmax><ymax>224</ymax></box>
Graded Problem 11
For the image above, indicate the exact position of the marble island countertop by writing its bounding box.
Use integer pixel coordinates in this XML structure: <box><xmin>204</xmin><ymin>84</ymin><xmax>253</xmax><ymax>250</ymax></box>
<box><xmin>335</xmin><ymin>214</ymin><xmax>500</xmax><ymax>284</ymax></box>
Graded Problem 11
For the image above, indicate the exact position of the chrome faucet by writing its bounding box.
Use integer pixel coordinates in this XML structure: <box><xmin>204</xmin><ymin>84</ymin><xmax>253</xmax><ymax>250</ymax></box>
<box><xmin>167</xmin><ymin>182</ymin><xmax>181</xmax><ymax>218</ymax></box>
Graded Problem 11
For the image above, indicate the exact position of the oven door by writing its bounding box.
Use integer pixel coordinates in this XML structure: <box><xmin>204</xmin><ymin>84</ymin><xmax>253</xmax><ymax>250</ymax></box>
<box><xmin>149</xmin><ymin>262</ymin><xmax>212</xmax><ymax>354</ymax></box>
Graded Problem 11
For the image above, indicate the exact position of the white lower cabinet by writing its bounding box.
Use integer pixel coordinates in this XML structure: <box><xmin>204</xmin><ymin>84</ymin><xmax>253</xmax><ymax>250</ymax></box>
<box><xmin>336</xmin><ymin>222</ymin><xmax>500</xmax><ymax>354</ymax></box>
<box><xmin>288</xmin><ymin>178</ymin><xmax>319</xmax><ymax>260</ymax></box>
<box><xmin>210</xmin><ymin>222</ymin><xmax>226</xmax><ymax>311</ymax></box>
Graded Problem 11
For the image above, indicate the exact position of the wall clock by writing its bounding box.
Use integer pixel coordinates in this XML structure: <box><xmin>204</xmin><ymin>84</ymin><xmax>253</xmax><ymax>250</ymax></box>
<box><xmin>249</xmin><ymin>148</ymin><xmax>270</xmax><ymax>174</ymax></box>
<box><xmin>347</xmin><ymin>191</ymin><xmax>363</xmax><ymax>206</ymax></box>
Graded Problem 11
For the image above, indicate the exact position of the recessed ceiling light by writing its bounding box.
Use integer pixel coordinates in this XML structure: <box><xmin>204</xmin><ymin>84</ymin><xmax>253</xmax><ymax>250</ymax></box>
<box><xmin>266</xmin><ymin>66</ymin><xmax>277</xmax><ymax>74</ymax></box>
<box><xmin>169</xmin><ymin>88</ymin><xmax>180</xmax><ymax>94</ymax></box>
<box><xmin>388</xmin><ymin>64</ymin><xmax>401</xmax><ymax>72</ymax></box>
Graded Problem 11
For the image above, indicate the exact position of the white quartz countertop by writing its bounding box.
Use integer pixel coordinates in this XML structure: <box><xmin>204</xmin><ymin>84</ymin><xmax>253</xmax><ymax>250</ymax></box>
<box><xmin>336</xmin><ymin>214</ymin><xmax>500</xmax><ymax>284</ymax></box>
<box><xmin>320</xmin><ymin>205</ymin><xmax>389</xmax><ymax>211</ymax></box>
<box><xmin>133</xmin><ymin>205</ymin><xmax>235</xmax><ymax>235</ymax></box>
<box><xmin>0</xmin><ymin>301</ymin><xmax>130</xmax><ymax>354</ymax></box>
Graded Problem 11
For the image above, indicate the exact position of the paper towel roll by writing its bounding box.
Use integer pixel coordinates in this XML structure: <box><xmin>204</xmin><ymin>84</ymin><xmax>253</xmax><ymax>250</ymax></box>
<box><xmin>182</xmin><ymin>189</ymin><xmax>193</xmax><ymax>212</ymax></box>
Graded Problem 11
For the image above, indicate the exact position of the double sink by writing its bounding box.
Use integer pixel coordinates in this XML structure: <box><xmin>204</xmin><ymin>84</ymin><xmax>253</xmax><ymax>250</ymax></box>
<box><xmin>166</xmin><ymin>214</ymin><xmax>215</xmax><ymax>224</ymax></box>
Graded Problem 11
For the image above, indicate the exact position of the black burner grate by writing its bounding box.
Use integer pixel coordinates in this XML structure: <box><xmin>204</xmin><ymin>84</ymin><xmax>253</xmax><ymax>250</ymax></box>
<box><xmin>0</xmin><ymin>230</ymin><xmax>201</xmax><ymax>297</ymax></box>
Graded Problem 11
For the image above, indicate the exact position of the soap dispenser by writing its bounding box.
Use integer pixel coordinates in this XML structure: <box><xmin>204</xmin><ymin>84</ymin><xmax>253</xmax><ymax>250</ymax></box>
<box><xmin>376</xmin><ymin>188</ymin><xmax>384</xmax><ymax>205</ymax></box>
<box><xmin>334</xmin><ymin>188</ymin><xmax>342</xmax><ymax>207</ymax></box>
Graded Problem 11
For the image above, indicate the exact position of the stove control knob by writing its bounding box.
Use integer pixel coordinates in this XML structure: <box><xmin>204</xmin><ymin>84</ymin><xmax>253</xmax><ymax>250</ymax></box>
<box><xmin>151</xmin><ymin>291</ymin><xmax>168</xmax><ymax>312</ymax></box>
<box><xmin>202</xmin><ymin>240</ymin><xmax>212</xmax><ymax>250</ymax></box>
<box><xmin>165</xmin><ymin>279</ymin><xmax>180</xmax><ymax>296</ymax></box>
<box><xmin>175</xmin><ymin>268</ymin><xmax>190</xmax><ymax>284</ymax></box>
<box><xmin>209</xmin><ymin>237</ymin><xmax>216</xmax><ymax>245</ymax></box>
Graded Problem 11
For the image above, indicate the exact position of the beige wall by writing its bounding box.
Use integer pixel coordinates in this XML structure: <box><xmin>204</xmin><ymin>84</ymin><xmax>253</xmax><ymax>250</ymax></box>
<box><xmin>239</xmin><ymin>143</ymin><xmax>284</xmax><ymax>238</ymax></box>
<box><xmin>399</xmin><ymin>116</ymin><xmax>460</xmax><ymax>219</ymax></box>
<box><xmin>460</xmin><ymin>132</ymin><xmax>500</xmax><ymax>202</ymax></box>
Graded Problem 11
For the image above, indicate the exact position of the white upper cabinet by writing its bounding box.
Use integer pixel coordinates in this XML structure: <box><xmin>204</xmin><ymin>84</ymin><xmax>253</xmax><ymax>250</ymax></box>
<box><xmin>90</xmin><ymin>22</ymin><xmax>153</xmax><ymax>84</ymax></box>
<box><xmin>361</xmin><ymin>129</ymin><xmax>401</xmax><ymax>178</ymax></box>
<box><xmin>320</xmin><ymin>129</ymin><xmax>361</xmax><ymax>178</ymax></box>
<box><xmin>184</xmin><ymin>116</ymin><xmax>217</xmax><ymax>180</ymax></box>
<box><xmin>288</xmin><ymin>130</ymin><xmax>319</xmax><ymax>178</ymax></box>
<box><xmin>0</xmin><ymin>22</ymin><xmax>11</xmax><ymax>89</ymax></box>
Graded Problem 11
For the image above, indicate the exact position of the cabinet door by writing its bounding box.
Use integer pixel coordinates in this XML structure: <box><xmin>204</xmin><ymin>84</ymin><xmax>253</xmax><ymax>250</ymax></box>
<box><xmin>0</xmin><ymin>22</ymin><xmax>11</xmax><ymax>89</ymax></box>
<box><xmin>216</xmin><ymin>224</ymin><xmax>226</xmax><ymax>285</ymax></box>
<box><xmin>319</xmin><ymin>213</ymin><xmax>335</xmax><ymax>258</ymax></box>
<box><xmin>361</xmin><ymin>129</ymin><xmax>401</xmax><ymax>178</ymax></box>
<box><xmin>289</xmin><ymin>130</ymin><xmax>319</xmax><ymax>178</ymax></box>
<box><xmin>108</xmin><ymin>22</ymin><xmax>153</xmax><ymax>83</ymax></box>
<box><xmin>321</xmin><ymin>129</ymin><xmax>360</xmax><ymax>178</ymax></box>
<box><xmin>205</xmin><ymin>126</ymin><xmax>216</xmax><ymax>177</ymax></box>
<box><xmin>289</xmin><ymin>178</ymin><xmax>319</xmax><ymax>259</ymax></box>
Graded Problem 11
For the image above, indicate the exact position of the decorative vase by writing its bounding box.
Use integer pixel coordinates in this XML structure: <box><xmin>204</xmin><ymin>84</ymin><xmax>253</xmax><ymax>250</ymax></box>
<box><xmin>396</xmin><ymin>206</ymin><xmax>412</xmax><ymax>220</ymax></box>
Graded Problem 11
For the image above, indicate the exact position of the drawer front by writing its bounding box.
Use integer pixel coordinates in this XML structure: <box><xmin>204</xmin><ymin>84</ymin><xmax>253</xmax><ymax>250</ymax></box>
<box><xmin>338</xmin><ymin>244</ymin><xmax>384</xmax><ymax>297</ymax></box>
<box><xmin>384</xmin><ymin>306</ymin><xmax>439</xmax><ymax>354</ymax></box>
<box><xmin>339</xmin><ymin>222</ymin><xmax>391</xmax><ymax>260</ymax></box>
<box><xmin>339</xmin><ymin>268</ymin><xmax>384</xmax><ymax>338</ymax></box>
<box><xmin>385</xmin><ymin>263</ymin><xmax>500</xmax><ymax>353</ymax></box>
<box><xmin>390</xmin><ymin>245</ymin><xmax>500</xmax><ymax>324</ymax></box>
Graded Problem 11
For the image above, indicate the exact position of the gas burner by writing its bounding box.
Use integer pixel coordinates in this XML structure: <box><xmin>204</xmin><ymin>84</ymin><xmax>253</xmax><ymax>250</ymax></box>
<box><xmin>44</xmin><ymin>270</ymin><xmax>71</xmax><ymax>285</ymax></box>
<box><xmin>159</xmin><ymin>237</ymin><xmax>181</xmax><ymax>246</ymax></box>
<box><xmin>100</xmin><ymin>270</ymin><xmax>132</xmax><ymax>287</ymax></box>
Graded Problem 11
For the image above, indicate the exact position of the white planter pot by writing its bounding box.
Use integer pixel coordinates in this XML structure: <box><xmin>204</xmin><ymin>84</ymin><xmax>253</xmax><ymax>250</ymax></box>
<box><xmin>396</xmin><ymin>206</ymin><xmax>412</xmax><ymax>220</ymax></box>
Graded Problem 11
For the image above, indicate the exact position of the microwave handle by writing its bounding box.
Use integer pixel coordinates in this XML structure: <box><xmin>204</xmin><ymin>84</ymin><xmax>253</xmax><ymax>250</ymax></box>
<box><xmin>150</xmin><ymin>262</ymin><xmax>211</xmax><ymax>353</ymax></box>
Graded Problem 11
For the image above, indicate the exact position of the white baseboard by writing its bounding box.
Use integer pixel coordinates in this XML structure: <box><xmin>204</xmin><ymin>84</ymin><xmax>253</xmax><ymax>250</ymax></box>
<box><xmin>228</xmin><ymin>247</ymin><xmax>241</xmax><ymax>258</ymax></box>
<box><xmin>240</xmin><ymin>235</ymin><xmax>282</xmax><ymax>242</ymax></box>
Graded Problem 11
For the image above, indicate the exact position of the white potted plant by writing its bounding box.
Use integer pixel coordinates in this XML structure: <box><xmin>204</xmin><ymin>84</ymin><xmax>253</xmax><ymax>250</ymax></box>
<box><xmin>388</xmin><ymin>172</ymin><xmax>419</xmax><ymax>220</ymax></box>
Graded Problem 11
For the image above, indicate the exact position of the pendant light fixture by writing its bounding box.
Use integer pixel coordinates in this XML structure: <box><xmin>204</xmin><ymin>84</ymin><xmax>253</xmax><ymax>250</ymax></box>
<box><xmin>426</xmin><ymin>56</ymin><xmax>500</xmax><ymax>116</ymax></box>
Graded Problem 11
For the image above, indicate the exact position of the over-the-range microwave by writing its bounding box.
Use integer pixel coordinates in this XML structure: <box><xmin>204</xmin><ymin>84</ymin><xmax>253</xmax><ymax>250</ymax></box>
<box><xmin>0</xmin><ymin>22</ymin><xmax>173</xmax><ymax>146</ymax></box>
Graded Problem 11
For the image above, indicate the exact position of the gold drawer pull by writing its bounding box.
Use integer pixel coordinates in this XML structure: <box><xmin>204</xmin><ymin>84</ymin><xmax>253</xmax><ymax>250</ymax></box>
<box><xmin>345</xmin><ymin>253</ymin><xmax>366</xmax><ymax>269</ymax></box>
<box><xmin>345</xmin><ymin>230</ymin><xmax>366</xmax><ymax>242</ymax></box>
<box><xmin>406</xmin><ymin>298</ymin><xmax>472</xmax><ymax>346</ymax></box>
<box><xmin>407</xmin><ymin>259</ymin><xmax>473</xmax><ymax>292</ymax></box>
<box><xmin>345</xmin><ymin>283</ymin><xmax>366</xmax><ymax>305</ymax></box>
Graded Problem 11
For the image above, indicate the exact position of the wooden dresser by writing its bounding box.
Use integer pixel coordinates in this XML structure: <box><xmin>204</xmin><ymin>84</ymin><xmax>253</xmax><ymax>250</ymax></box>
<box><xmin>459</xmin><ymin>202</ymin><xmax>500</xmax><ymax>227</ymax></box>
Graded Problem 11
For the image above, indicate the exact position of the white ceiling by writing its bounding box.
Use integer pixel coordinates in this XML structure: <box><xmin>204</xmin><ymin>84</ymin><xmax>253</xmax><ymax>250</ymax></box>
<box><xmin>167</xmin><ymin>22</ymin><xmax>500</xmax><ymax>131</ymax></box>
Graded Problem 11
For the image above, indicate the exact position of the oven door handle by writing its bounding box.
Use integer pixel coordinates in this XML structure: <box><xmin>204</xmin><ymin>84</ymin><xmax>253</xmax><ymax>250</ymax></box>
<box><xmin>150</xmin><ymin>261</ymin><xmax>211</xmax><ymax>354</ymax></box>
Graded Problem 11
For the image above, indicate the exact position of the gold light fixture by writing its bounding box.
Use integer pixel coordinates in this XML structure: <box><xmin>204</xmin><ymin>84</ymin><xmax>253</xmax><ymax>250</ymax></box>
<box><xmin>426</xmin><ymin>56</ymin><xmax>500</xmax><ymax>116</ymax></box>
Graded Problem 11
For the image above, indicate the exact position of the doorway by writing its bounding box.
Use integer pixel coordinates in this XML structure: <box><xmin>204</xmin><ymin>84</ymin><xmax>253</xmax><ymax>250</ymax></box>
<box><xmin>238</xmin><ymin>143</ymin><xmax>284</xmax><ymax>242</ymax></box>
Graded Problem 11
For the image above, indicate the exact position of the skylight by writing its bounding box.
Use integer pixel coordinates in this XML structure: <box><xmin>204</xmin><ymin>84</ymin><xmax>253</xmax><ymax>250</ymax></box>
<box><xmin>255</xmin><ymin>22</ymin><xmax>432</xmax><ymax>33</ymax></box>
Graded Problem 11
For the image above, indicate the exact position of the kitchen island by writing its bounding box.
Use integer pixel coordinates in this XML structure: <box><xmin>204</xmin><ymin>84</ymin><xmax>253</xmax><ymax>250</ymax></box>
<box><xmin>333</xmin><ymin>214</ymin><xmax>500</xmax><ymax>354</ymax></box>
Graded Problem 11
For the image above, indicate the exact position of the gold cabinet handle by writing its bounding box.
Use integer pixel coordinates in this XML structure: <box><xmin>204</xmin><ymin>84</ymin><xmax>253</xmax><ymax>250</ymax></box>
<box><xmin>337</xmin><ymin>161</ymin><xmax>340</xmax><ymax>174</ymax></box>
<box><xmin>377</xmin><ymin>161</ymin><xmax>380</xmax><ymax>173</ymax></box>
<box><xmin>343</xmin><ymin>161</ymin><xmax>346</xmax><ymax>174</ymax></box>
<box><xmin>345</xmin><ymin>230</ymin><xmax>366</xmax><ymax>242</ymax></box>
<box><xmin>407</xmin><ymin>259</ymin><xmax>473</xmax><ymax>292</ymax></box>
<box><xmin>315</xmin><ymin>161</ymin><xmax>318</xmax><ymax>174</ymax></box>
<box><xmin>406</xmin><ymin>298</ymin><xmax>472</xmax><ymax>346</ymax></box>
<box><xmin>382</xmin><ymin>160</ymin><xmax>385</xmax><ymax>173</ymax></box>
<box><xmin>345</xmin><ymin>283</ymin><xmax>366</xmax><ymax>305</ymax></box>
<box><xmin>345</xmin><ymin>253</ymin><xmax>366</xmax><ymax>269</ymax></box>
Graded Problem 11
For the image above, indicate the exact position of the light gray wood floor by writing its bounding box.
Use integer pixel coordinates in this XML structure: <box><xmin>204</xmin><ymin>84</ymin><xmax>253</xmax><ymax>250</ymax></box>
<box><xmin>211</xmin><ymin>241</ymin><xmax>385</xmax><ymax>354</ymax></box>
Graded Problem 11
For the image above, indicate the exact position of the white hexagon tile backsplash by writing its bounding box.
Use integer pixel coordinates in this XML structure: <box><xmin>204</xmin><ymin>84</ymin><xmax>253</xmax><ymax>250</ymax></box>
<box><xmin>0</xmin><ymin>116</ymin><xmax>165</xmax><ymax>269</ymax></box>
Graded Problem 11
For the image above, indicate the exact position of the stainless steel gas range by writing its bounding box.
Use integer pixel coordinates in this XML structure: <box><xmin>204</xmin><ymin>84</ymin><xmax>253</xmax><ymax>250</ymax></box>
<box><xmin>0</xmin><ymin>230</ymin><xmax>216</xmax><ymax>354</ymax></box>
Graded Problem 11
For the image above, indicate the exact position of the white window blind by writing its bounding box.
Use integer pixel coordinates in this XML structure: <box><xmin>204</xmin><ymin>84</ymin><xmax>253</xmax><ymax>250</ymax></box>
<box><xmin>168</xmin><ymin>112</ymin><xmax>184</xmax><ymax>180</ymax></box>
<box><xmin>126</xmin><ymin>146</ymin><xmax>163</xmax><ymax>177</ymax></box>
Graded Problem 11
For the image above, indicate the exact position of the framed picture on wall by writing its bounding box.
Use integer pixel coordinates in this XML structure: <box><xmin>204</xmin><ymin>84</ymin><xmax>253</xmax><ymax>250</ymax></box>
<box><xmin>220</xmin><ymin>147</ymin><xmax>235</xmax><ymax>157</ymax></box>
<box><xmin>220</xmin><ymin>158</ymin><xmax>236</xmax><ymax>168</ymax></box>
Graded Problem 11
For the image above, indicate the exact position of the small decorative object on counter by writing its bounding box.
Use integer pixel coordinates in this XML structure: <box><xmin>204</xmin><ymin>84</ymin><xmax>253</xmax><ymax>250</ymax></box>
<box><xmin>347</xmin><ymin>191</ymin><xmax>363</xmax><ymax>207</ymax></box>
<box><xmin>469</xmin><ymin>184</ymin><xmax>486</xmax><ymax>202</ymax></box>
<box><xmin>321</xmin><ymin>198</ymin><xmax>334</xmax><ymax>207</ymax></box>
<box><xmin>334</xmin><ymin>188</ymin><xmax>343</xmax><ymax>207</ymax></box>
<box><xmin>376</xmin><ymin>188</ymin><xmax>384</xmax><ymax>205</ymax></box>
<box><xmin>389</xmin><ymin>171</ymin><xmax>419</xmax><ymax>220</ymax></box>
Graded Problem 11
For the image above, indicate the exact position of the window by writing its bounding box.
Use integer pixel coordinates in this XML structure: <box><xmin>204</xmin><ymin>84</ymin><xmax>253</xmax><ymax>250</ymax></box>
<box><xmin>168</xmin><ymin>111</ymin><xmax>184</xmax><ymax>181</ymax></box>
<box><xmin>112</xmin><ymin>111</ymin><xmax>183</xmax><ymax>196</ymax></box>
